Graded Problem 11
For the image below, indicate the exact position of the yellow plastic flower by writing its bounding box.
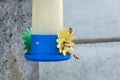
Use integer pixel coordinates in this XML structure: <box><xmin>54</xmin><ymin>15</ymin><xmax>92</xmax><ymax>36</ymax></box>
<box><xmin>56</xmin><ymin>28</ymin><xmax>75</xmax><ymax>56</ymax></box>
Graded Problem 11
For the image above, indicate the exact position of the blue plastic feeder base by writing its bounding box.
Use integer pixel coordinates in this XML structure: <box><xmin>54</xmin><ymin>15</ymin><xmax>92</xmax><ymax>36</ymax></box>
<box><xmin>24</xmin><ymin>35</ymin><xmax>71</xmax><ymax>62</ymax></box>
<box><xmin>25</xmin><ymin>54</ymin><xmax>71</xmax><ymax>61</ymax></box>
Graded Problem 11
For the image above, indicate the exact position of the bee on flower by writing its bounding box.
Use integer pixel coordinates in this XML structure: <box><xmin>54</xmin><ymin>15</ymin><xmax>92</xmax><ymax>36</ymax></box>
<box><xmin>56</xmin><ymin>28</ymin><xmax>79</xmax><ymax>59</ymax></box>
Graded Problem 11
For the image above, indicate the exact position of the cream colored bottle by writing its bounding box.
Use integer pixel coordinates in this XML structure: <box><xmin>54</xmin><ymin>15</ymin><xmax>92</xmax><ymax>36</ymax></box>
<box><xmin>32</xmin><ymin>0</ymin><xmax>64</xmax><ymax>34</ymax></box>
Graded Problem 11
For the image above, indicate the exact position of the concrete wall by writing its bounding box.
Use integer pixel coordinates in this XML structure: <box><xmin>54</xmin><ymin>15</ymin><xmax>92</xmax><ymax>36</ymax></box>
<box><xmin>64</xmin><ymin>0</ymin><xmax>120</xmax><ymax>39</ymax></box>
<box><xmin>39</xmin><ymin>42</ymin><xmax>120</xmax><ymax>80</ymax></box>
<box><xmin>0</xmin><ymin>0</ymin><xmax>39</xmax><ymax>80</ymax></box>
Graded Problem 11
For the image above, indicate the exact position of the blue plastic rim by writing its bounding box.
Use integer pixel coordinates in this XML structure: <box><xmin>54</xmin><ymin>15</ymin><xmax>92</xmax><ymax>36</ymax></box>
<box><xmin>25</xmin><ymin>35</ymin><xmax>71</xmax><ymax>62</ymax></box>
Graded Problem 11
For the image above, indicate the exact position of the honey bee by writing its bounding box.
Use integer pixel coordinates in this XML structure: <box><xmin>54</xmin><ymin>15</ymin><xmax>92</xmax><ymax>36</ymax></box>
<box><xmin>73</xmin><ymin>54</ymin><xmax>80</xmax><ymax>59</ymax></box>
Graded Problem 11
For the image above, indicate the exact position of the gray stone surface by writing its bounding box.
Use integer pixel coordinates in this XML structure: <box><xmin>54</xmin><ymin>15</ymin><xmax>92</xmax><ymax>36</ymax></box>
<box><xmin>0</xmin><ymin>0</ymin><xmax>39</xmax><ymax>80</ymax></box>
<box><xmin>64</xmin><ymin>0</ymin><xmax>120</xmax><ymax>39</ymax></box>
<box><xmin>39</xmin><ymin>42</ymin><xmax>120</xmax><ymax>80</ymax></box>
